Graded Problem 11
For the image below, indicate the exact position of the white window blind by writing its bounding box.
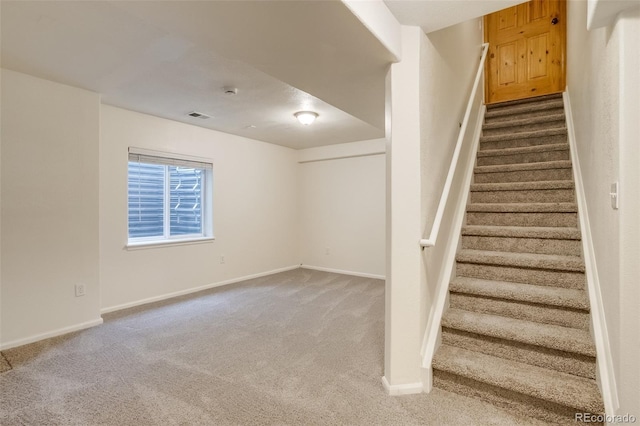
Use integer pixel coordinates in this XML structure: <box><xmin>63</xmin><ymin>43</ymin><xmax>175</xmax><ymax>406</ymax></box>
<box><xmin>127</xmin><ymin>148</ymin><xmax>213</xmax><ymax>243</ymax></box>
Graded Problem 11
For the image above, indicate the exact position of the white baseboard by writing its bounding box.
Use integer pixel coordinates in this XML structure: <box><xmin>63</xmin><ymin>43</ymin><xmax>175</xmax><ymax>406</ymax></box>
<box><xmin>0</xmin><ymin>318</ymin><xmax>104</xmax><ymax>351</ymax></box>
<box><xmin>100</xmin><ymin>265</ymin><xmax>300</xmax><ymax>315</ymax></box>
<box><xmin>300</xmin><ymin>264</ymin><xmax>385</xmax><ymax>280</ymax></box>
<box><xmin>381</xmin><ymin>376</ymin><xmax>424</xmax><ymax>396</ymax></box>
<box><xmin>564</xmin><ymin>91</ymin><xmax>619</xmax><ymax>415</ymax></box>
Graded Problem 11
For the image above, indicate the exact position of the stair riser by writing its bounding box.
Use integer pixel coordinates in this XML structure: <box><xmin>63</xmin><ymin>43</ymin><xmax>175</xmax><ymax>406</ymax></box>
<box><xmin>470</xmin><ymin>188</ymin><xmax>575</xmax><ymax>203</ymax></box>
<box><xmin>487</xmin><ymin>94</ymin><xmax>564</xmax><ymax>111</ymax></box>
<box><xmin>485</xmin><ymin>107</ymin><xmax>564</xmax><ymax>123</ymax></box>
<box><xmin>480</xmin><ymin>134</ymin><xmax>567</xmax><ymax>151</ymax></box>
<box><xmin>461</xmin><ymin>235</ymin><xmax>582</xmax><ymax>256</ymax></box>
<box><xmin>456</xmin><ymin>263</ymin><xmax>586</xmax><ymax>290</ymax></box>
<box><xmin>467</xmin><ymin>212</ymin><xmax>578</xmax><ymax>227</ymax></box>
<box><xmin>482</xmin><ymin>120</ymin><xmax>566</xmax><ymax>137</ymax></box>
<box><xmin>477</xmin><ymin>149</ymin><xmax>569</xmax><ymax>166</ymax></box>
<box><xmin>442</xmin><ymin>328</ymin><xmax>596</xmax><ymax>379</ymax></box>
<box><xmin>433</xmin><ymin>370</ymin><xmax>595</xmax><ymax>424</ymax></box>
<box><xmin>449</xmin><ymin>293</ymin><xmax>590</xmax><ymax>330</ymax></box>
<box><xmin>474</xmin><ymin>167</ymin><xmax>573</xmax><ymax>183</ymax></box>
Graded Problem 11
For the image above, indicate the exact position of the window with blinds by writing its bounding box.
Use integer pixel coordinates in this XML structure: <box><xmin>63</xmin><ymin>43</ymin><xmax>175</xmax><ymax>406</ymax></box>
<box><xmin>128</xmin><ymin>149</ymin><xmax>213</xmax><ymax>244</ymax></box>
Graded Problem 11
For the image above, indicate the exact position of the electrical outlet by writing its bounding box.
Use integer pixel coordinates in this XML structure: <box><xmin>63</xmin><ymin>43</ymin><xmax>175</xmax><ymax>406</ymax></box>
<box><xmin>220</xmin><ymin>255</ymin><xmax>225</xmax><ymax>264</ymax></box>
<box><xmin>75</xmin><ymin>284</ymin><xmax>86</xmax><ymax>297</ymax></box>
<box><xmin>325</xmin><ymin>248</ymin><xmax>330</xmax><ymax>255</ymax></box>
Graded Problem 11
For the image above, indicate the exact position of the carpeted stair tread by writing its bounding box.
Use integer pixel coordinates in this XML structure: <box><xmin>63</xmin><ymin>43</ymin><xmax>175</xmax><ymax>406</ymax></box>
<box><xmin>467</xmin><ymin>202</ymin><xmax>577</xmax><ymax>213</ymax></box>
<box><xmin>480</xmin><ymin>128</ymin><xmax>566</xmax><ymax>143</ymax></box>
<box><xmin>487</xmin><ymin>93</ymin><xmax>564</xmax><ymax>109</ymax></box>
<box><xmin>432</xmin><ymin>345</ymin><xmax>603</xmax><ymax>414</ymax></box>
<box><xmin>469</xmin><ymin>181</ymin><xmax>576</xmax><ymax>204</ymax></box>
<box><xmin>471</xmin><ymin>180</ymin><xmax>574</xmax><ymax>192</ymax></box>
<box><xmin>482</xmin><ymin>113</ymin><xmax>565</xmax><ymax>130</ymax></box>
<box><xmin>450</xmin><ymin>277</ymin><xmax>589</xmax><ymax>310</ymax></box>
<box><xmin>485</xmin><ymin>99</ymin><xmax>565</xmax><ymax>119</ymax></box>
<box><xmin>456</xmin><ymin>249</ymin><xmax>585</xmax><ymax>272</ymax></box>
<box><xmin>475</xmin><ymin>160</ymin><xmax>572</xmax><ymax>174</ymax></box>
<box><xmin>441</xmin><ymin>328</ymin><xmax>597</xmax><ymax>380</ymax></box>
<box><xmin>0</xmin><ymin>352</ymin><xmax>11</xmax><ymax>374</ymax></box>
<box><xmin>433</xmin><ymin>92</ymin><xmax>604</xmax><ymax>418</ymax></box>
<box><xmin>477</xmin><ymin>143</ymin><xmax>569</xmax><ymax>158</ymax></box>
<box><xmin>462</xmin><ymin>225</ymin><xmax>580</xmax><ymax>240</ymax></box>
<box><xmin>441</xmin><ymin>309</ymin><xmax>596</xmax><ymax>357</ymax></box>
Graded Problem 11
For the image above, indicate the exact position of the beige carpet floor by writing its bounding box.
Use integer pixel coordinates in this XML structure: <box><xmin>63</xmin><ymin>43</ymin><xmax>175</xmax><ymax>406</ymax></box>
<box><xmin>0</xmin><ymin>269</ymin><xmax>545</xmax><ymax>425</ymax></box>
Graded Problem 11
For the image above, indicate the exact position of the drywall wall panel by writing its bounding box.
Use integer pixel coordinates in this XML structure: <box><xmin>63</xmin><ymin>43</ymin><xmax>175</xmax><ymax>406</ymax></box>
<box><xmin>420</xmin><ymin>18</ymin><xmax>483</xmax><ymax>237</ymax></box>
<box><xmin>1</xmin><ymin>69</ymin><xmax>101</xmax><ymax>347</ymax></box>
<box><xmin>298</xmin><ymin>141</ymin><xmax>385</xmax><ymax>278</ymax></box>
<box><xmin>100</xmin><ymin>105</ymin><xmax>299</xmax><ymax>311</ymax></box>
<box><xmin>567</xmin><ymin>1</ymin><xmax>640</xmax><ymax>415</ymax></box>
<box><xmin>384</xmin><ymin>25</ymin><xmax>424</xmax><ymax>389</ymax></box>
<box><xmin>617</xmin><ymin>7</ymin><xmax>640</xmax><ymax>415</ymax></box>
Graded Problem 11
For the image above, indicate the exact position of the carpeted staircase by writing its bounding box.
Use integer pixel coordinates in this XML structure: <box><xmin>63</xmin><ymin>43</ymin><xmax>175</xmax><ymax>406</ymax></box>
<box><xmin>432</xmin><ymin>93</ymin><xmax>605</xmax><ymax>423</ymax></box>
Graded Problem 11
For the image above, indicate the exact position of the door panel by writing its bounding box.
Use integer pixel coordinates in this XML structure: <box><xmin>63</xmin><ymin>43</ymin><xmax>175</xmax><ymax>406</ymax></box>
<box><xmin>484</xmin><ymin>0</ymin><xmax>566</xmax><ymax>104</ymax></box>
<box><xmin>528</xmin><ymin>34</ymin><xmax>548</xmax><ymax>79</ymax></box>
<box><xmin>498</xmin><ymin>42</ymin><xmax>517</xmax><ymax>85</ymax></box>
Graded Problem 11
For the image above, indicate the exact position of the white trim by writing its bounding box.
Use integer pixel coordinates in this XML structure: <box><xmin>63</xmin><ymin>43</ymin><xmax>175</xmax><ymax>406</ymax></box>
<box><xmin>420</xmin><ymin>43</ymin><xmax>489</xmax><ymax>248</ymax></box>
<box><xmin>126</xmin><ymin>236</ymin><xmax>215</xmax><ymax>250</ymax></box>
<box><xmin>563</xmin><ymin>90</ymin><xmax>619</xmax><ymax>415</ymax></box>
<box><xmin>300</xmin><ymin>265</ymin><xmax>385</xmax><ymax>280</ymax></box>
<box><xmin>128</xmin><ymin>146</ymin><xmax>213</xmax><ymax>165</ymax></box>
<box><xmin>100</xmin><ymin>265</ymin><xmax>300</xmax><ymax>314</ymax></box>
<box><xmin>0</xmin><ymin>318</ymin><xmax>104</xmax><ymax>351</ymax></box>
<box><xmin>421</xmin><ymin>105</ymin><xmax>486</xmax><ymax>380</ymax></box>
<box><xmin>297</xmin><ymin>138</ymin><xmax>386</xmax><ymax>163</ymax></box>
<box><xmin>381</xmin><ymin>376</ymin><xmax>424</xmax><ymax>396</ymax></box>
<box><xmin>297</xmin><ymin>151</ymin><xmax>385</xmax><ymax>164</ymax></box>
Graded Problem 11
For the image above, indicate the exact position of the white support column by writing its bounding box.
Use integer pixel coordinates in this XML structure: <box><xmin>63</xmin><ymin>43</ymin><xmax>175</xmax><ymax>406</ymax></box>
<box><xmin>383</xmin><ymin>25</ymin><xmax>424</xmax><ymax>394</ymax></box>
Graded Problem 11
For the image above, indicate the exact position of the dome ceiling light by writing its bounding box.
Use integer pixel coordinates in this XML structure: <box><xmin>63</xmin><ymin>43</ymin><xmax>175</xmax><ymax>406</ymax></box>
<box><xmin>294</xmin><ymin>111</ymin><xmax>318</xmax><ymax>125</ymax></box>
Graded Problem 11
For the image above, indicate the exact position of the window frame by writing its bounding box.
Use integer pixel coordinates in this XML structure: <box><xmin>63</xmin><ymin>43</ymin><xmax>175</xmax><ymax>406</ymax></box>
<box><xmin>126</xmin><ymin>147</ymin><xmax>214</xmax><ymax>249</ymax></box>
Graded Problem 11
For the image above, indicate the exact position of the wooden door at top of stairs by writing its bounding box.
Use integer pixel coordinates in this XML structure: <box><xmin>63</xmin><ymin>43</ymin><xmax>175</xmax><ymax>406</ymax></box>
<box><xmin>484</xmin><ymin>0</ymin><xmax>566</xmax><ymax>104</ymax></box>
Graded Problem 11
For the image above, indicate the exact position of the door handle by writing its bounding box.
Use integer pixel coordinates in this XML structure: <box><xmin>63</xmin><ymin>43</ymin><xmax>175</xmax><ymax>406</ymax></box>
<box><xmin>551</xmin><ymin>17</ymin><xmax>559</xmax><ymax>25</ymax></box>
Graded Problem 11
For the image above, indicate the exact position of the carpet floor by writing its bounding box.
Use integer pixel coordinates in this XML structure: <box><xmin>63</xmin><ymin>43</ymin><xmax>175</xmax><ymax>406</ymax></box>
<box><xmin>0</xmin><ymin>269</ymin><xmax>545</xmax><ymax>425</ymax></box>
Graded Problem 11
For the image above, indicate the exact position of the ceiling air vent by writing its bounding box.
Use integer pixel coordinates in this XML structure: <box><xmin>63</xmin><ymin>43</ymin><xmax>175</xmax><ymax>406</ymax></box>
<box><xmin>187</xmin><ymin>111</ymin><xmax>211</xmax><ymax>119</ymax></box>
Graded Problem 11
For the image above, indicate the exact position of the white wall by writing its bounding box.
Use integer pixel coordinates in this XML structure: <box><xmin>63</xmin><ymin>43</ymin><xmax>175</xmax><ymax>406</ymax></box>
<box><xmin>616</xmin><ymin>7</ymin><xmax>640</xmax><ymax>416</ymax></box>
<box><xmin>382</xmin><ymin>20</ymin><xmax>483</xmax><ymax>392</ymax></box>
<box><xmin>0</xmin><ymin>68</ymin><xmax>387</xmax><ymax>347</ymax></box>
<box><xmin>420</xmin><ymin>18</ymin><xmax>483</xmax><ymax>235</ymax></box>
<box><xmin>1</xmin><ymin>70</ymin><xmax>101</xmax><ymax>348</ymax></box>
<box><xmin>384</xmin><ymin>25</ymin><xmax>424</xmax><ymax>391</ymax></box>
<box><xmin>419</xmin><ymin>19</ymin><xmax>484</xmax><ymax>336</ymax></box>
<box><xmin>567</xmin><ymin>2</ymin><xmax>640</xmax><ymax>415</ymax></box>
<box><xmin>100</xmin><ymin>105</ymin><xmax>299</xmax><ymax>312</ymax></box>
<box><xmin>298</xmin><ymin>139</ymin><xmax>386</xmax><ymax>278</ymax></box>
<box><xmin>0</xmin><ymin>71</ymin><xmax>3</xmax><ymax>347</ymax></box>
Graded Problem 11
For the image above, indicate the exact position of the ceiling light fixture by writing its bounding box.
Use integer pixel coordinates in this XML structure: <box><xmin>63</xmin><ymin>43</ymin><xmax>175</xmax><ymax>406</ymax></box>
<box><xmin>294</xmin><ymin>111</ymin><xmax>318</xmax><ymax>125</ymax></box>
<box><xmin>223</xmin><ymin>87</ymin><xmax>238</xmax><ymax>96</ymax></box>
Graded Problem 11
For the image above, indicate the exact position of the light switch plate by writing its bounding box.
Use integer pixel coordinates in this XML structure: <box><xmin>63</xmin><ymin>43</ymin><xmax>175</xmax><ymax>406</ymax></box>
<box><xmin>610</xmin><ymin>182</ymin><xmax>619</xmax><ymax>210</ymax></box>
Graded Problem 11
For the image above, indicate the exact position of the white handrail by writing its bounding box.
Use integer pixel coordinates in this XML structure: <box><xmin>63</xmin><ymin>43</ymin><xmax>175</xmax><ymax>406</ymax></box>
<box><xmin>420</xmin><ymin>43</ymin><xmax>489</xmax><ymax>248</ymax></box>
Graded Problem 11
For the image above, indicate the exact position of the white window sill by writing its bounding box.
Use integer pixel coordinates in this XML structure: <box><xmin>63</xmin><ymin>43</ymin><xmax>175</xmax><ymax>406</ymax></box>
<box><xmin>126</xmin><ymin>236</ymin><xmax>215</xmax><ymax>250</ymax></box>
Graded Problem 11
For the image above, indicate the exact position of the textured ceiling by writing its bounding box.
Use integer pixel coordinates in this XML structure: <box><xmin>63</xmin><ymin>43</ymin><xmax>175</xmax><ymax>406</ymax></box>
<box><xmin>384</xmin><ymin>0</ymin><xmax>527</xmax><ymax>33</ymax></box>
<box><xmin>2</xmin><ymin>1</ymin><xmax>531</xmax><ymax>149</ymax></box>
<box><xmin>1</xmin><ymin>1</ymin><xmax>394</xmax><ymax>149</ymax></box>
